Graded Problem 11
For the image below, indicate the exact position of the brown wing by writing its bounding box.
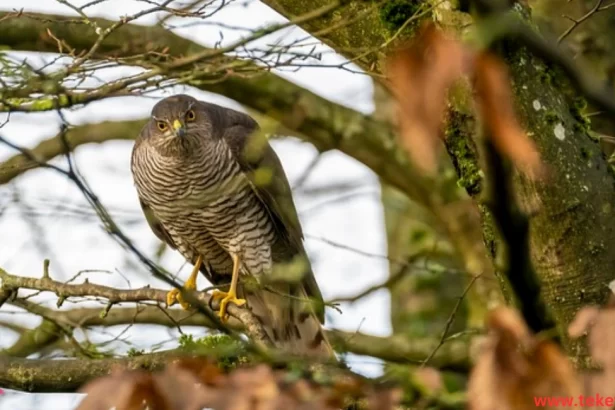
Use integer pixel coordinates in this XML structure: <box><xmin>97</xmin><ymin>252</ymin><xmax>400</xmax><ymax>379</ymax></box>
<box><xmin>198</xmin><ymin>101</ymin><xmax>325</xmax><ymax>321</ymax></box>
<box><xmin>139</xmin><ymin>198</ymin><xmax>177</xmax><ymax>250</ymax></box>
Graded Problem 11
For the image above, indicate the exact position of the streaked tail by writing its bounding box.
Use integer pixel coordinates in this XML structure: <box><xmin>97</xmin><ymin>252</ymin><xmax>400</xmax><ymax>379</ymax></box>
<box><xmin>239</xmin><ymin>283</ymin><xmax>336</xmax><ymax>360</ymax></box>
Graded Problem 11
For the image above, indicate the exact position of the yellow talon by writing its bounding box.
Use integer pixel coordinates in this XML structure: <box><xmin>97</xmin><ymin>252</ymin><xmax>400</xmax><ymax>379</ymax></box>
<box><xmin>212</xmin><ymin>254</ymin><xmax>245</xmax><ymax>321</ymax></box>
<box><xmin>166</xmin><ymin>287</ymin><xmax>181</xmax><ymax>307</ymax></box>
<box><xmin>212</xmin><ymin>289</ymin><xmax>246</xmax><ymax>322</ymax></box>
<box><xmin>166</xmin><ymin>255</ymin><xmax>203</xmax><ymax>310</ymax></box>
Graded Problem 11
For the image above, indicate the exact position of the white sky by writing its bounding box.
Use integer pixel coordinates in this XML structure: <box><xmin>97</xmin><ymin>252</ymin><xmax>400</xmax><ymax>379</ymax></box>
<box><xmin>0</xmin><ymin>1</ymin><xmax>390</xmax><ymax>408</ymax></box>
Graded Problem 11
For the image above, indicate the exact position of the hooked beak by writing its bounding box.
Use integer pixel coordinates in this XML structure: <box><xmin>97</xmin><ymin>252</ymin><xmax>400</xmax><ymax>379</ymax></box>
<box><xmin>172</xmin><ymin>119</ymin><xmax>186</xmax><ymax>137</ymax></box>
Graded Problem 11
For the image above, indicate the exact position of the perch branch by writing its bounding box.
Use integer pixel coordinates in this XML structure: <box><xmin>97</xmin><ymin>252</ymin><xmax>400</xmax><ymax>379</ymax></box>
<box><xmin>0</xmin><ymin>267</ymin><xmax>270</xmax><ymax>347</ymax></box>
<box><xmin>0</xmin><ymin>285</ymin><xmax>472</xmax><ymax>372</ymax></box>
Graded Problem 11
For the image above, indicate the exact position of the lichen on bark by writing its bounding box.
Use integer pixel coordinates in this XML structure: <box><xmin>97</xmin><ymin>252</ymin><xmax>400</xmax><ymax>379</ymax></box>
<box><xmin>444</xmin><ymin>111</ymin><xmax>483</xmax><ymax>197</ymax></box>
<box><xmin>498</xmin><ymin>38</ymin><xmax>615</xmax><ymax>362</ymax></box>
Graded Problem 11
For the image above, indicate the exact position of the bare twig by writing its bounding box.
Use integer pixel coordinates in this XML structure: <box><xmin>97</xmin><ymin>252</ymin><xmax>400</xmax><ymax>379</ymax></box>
<box><xmin>558</xmin><ymin>0</ymin><xmax>611</xmax><ymax>44</ymax></box>
<box><xmin>421</xmin><ymin>275</ymin><xmax>480</xmax><ymax>367</ymax></box>
<box><xmin>474</xmin><ymin>1</ymin><xmax>615</xmax><ymax>120</ymax></box>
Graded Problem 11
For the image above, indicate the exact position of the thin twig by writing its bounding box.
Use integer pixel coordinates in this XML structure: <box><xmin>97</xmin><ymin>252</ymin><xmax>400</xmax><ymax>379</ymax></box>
<box><xmin>421</xmin><ymin>275</ymin><xmax>479</xmax><ymax>367</ymax></box>
<box><xmin>558</xmin><ymin>0</ymin><xmax>605</xmax><ymax>43</ymax></box>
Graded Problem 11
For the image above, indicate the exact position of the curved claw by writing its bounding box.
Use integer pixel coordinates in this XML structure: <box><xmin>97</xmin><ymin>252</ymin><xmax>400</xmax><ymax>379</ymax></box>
<box><xmin>166</xmin><ymin>288</ymin><xmax>192</xmax><ymax>310</ymax></box>
<box><xmin>166</xmin><ymin>288</ymin><xmax>180</xmax><ymax>307</ymax></box>
<box><xmin>212</xmin><ymin>289</ymin><xmax>246</xmax><ymax>322</ymax></box>
<box><xmin>165</xmin><ymin>255</ymin><xmax>202</xmax><ymax>311</ymax></box>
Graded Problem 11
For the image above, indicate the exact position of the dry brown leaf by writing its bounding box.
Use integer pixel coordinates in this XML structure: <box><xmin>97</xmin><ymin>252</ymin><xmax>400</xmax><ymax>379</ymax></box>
<box><xmin>568</xmin><ymin>306</ymin><xmax>600</xmax><ymax>338</ymax></box>
<box><xmin>172</xmin><ymin>357</ymin><xmax>225</xmax><ymax>386</ymax></box>
<box><xmin>468</xmin><ymin>307</ymin><xmax>580</xmax><ymax>410</ymax></box>
<box><xmin>76</xmin><ymin>357</ymin><xmax>401</xmax><ymax>410</ymax></box>
<box><xmin>569</xmin><ymin>297</ymin><xmax>615</xmax><ymax>407</ymax></box>
<box><xmin>76</xmin><ymin>370</ymin><xmax>169</xmax><ymax>410</ymax></box>
<box><xmin>387</xmin><ymin>22</ymin><xmax>470</xmax><ymax>174</ymax></box>
<box><xmin>388</xmin><ymin>23</ymin><xmax>544</xmax><ymax>180</ymax></box>
<box><xmin>575</xmin><ymin>301</ymin><xmax>615</xmax><ymax>372</ymax></box>
<box><xmin>473</xmin><ymin>53</ymin><xmax>544</xmax><ymax>179</ymax></box>
<box><xmin>367</xmin><ymin>387</ymin><xmax>404</xmax><ymax>410</ymax></box>
<box><xmin>413</xmin><ymin>367</ymin><xmax>444</xmax><ymax>394</ymax></box>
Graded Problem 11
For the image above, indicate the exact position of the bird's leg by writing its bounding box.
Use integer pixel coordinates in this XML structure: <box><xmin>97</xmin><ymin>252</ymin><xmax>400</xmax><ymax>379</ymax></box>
<box><xmin>166</xmin><ymin>254</ymin><xmax>203</xmax><ymax>310</ymax></box>
<box><xmin>211</xmin><ymin>253</ymin><xmax>246</xmax><ymax>321</ymax></box>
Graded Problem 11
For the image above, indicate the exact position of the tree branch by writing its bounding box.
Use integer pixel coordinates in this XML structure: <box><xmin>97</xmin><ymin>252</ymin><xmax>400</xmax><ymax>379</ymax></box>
<box><xmin>1</xmin><ymin>319</ymin><xmax>63</xmax><ymax>358</ymax></box>
<box><xmin>0</xmin><ymin>267</ymin><xmax>270</xmax><ymax>347</ymax></box>
<box><xmin>0</xmin><ymin>119</ymin><xmax>143</xmax><ymax>185</ymax></box>
<box><xmin>0</xmin><ymin>350</ymin><xmax>177</xmax><ymax>392</ymax></box>
<box><xmin>0</xmin><ymin>273</ymin><xmax>472</xmax><ymax>372</ymax></box>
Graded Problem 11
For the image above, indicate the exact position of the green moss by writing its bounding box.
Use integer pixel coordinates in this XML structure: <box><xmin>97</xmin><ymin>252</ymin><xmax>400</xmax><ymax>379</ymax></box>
<box><xmin>29</xmin><ymin>98</ymin><xmax>55</xmax><ymax>111</ymax></box>
<box><xmin>379</xmin><ymin>0</ymin><xmax>422</xmax><ymax>31</ymax></box>
<box><xmin>179</xmin><ymin>333</ymin><xmax>249</xmax><ymax>370</ymax></box>
<box><xmin>573</xmin><ymin>97</ymin><xmax>588</xmax><ymax>111</ymax></box>
<box><xmin>3</xmin><ymin>95</ymin><xmax>71</xmax><ymax>112</ymax></box>
<box><xmin>77</xmin><ymin>342</ymin><xmax>108</xmax><ymax>359</ymax></box>
<box><xmin>588</xmin><ymin>130</ymin><xmax>601</xmax><ymax>143</ymax></box>
<box><xmin>127</xmin><ymin>348</ymin><xmax>145</xmax><ymax>357</ymax></box>
<box><xmin>7</xmin><ymin>367</ymin><xmax>36</xmax><ymax>391</ymax></box>
<box><xmin>573</xmin><ymin>122</ymin><xmax>587</xmax><ymax>134</ymax></box>
<box><xmin>444</xmin><ymin>112</ymin><xmax>482</xmax><ymax>196</ymax></box>
<box><xmin>544</xmin><ymin>110</ymin><xmax>560</xmax><ymax>125</ymax></box>
<box><xmin>580</xmin><ymin>147</ymin><xmax>592</xmax><ymax>160</ymax></box>
<box><xmin>413</xmin><ymin>269</ymin><xmax>443</xmax><ymax>291</ymax></box>
<box><xmin>410</xmin><ymin>229</ymin><xmax>427</xmax><ymax>244</ymax></box>
<box><xmin>588</xmin><ymin>241</ymin><xmax>605</xmax><ymax>256</ymax></box>
<box><xmin>194</xmin><ymin>333</ymin><xmax>237</xmax><ymax>350</ymax></box>
<box><xmin>538</xmin><ymin>70</ymin><xmax>552</xmax><ymax>85</ymax></box>
<box><xmin>178</xmin><ymin>333</ymin><xmax>196</xmax><ymax>349</ymax></box>
<box><xmin>570</xmin><ymin>97</ymin><xmax>591</xmax><ymax>133</ymax></box>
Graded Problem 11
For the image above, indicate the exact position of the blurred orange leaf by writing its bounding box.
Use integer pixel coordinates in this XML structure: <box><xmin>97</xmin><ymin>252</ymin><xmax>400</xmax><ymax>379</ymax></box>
<box><xmin>76</xmin><ymin>357</ymin><xmax>401</xmax><ymax>410</ymax></box>
<box><xmin>570</xmin><ymin>295</ymin><xmax>615</xmax><ymax>372</ymax></box>
<box><xmin>387</xmin><ymin>23</ymin><xmax>470</xmax><ymax>174</ymax></box>
<box><xmin>386</xmin><ymin>22</ymin><xmax>543</xmax><ymax>179</ymax></box>
<box><xmin>473</xmin><ymin>53</ymin><xmax>544</xmax><ymax>178</ymax></box>
<box><xmin>468</xmin><ymin>307</ymin><xmax>580</xmax><ymax>410</ymax></box>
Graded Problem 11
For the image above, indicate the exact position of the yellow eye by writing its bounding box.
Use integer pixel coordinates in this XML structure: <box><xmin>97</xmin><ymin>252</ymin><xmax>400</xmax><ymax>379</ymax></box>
<box><xmin>185</xmin><ymin>110</ymin><xmax>196</xmax><ymax>122</ymax></box>
<box><xmin>157</xmin><ymin>121</ymin><xmax>168</xmax><ymax>131</ymax></box>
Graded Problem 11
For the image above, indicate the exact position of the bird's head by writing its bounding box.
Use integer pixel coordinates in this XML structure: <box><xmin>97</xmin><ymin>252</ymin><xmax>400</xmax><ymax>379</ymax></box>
<box><xmin>146</xmin><ymin>94</ymin><xmax>212</xmax><ymax>153</ymax></box>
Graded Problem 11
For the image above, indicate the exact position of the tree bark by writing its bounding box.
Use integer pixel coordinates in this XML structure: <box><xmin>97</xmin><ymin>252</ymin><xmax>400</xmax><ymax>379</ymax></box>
<box><xmin>530</xmin><ymin>0</ymin><xmax>615</xmax><ymax>143</ymax></box>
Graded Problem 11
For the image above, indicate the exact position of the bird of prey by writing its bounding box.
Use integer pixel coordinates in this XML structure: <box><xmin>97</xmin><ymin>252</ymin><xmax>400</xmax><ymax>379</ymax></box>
<box><xmin>130</xmin><ymin>94</ymin><xmax>334</xmax><ymax>358</ymax></box>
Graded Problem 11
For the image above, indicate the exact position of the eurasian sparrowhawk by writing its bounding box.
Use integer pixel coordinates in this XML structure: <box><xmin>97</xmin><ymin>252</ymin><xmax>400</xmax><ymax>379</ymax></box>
<box><xmin>130</xmin><ymin>94</ymin><xmax>334</xmax><ymax>358</ymax></box>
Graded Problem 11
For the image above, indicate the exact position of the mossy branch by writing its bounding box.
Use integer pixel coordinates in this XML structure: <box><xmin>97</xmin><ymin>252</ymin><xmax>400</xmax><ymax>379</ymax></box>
<box><xmin>0</xmin><ymin>349</ymin><xmax>183</xmax><ymax>392</ymax></box>
<box><xmin>0</xmin><ymin>270</ymin><xmax>472</xmax><ymax>374</ymax></box>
